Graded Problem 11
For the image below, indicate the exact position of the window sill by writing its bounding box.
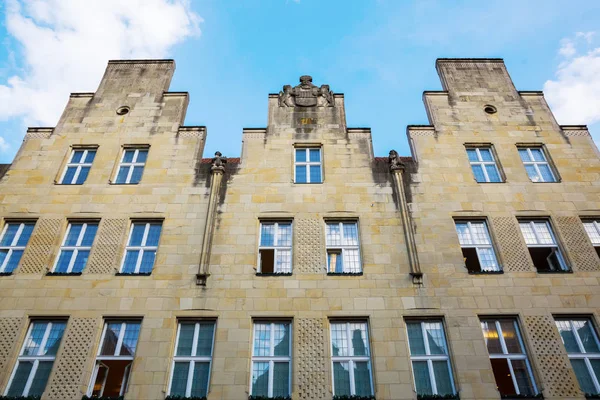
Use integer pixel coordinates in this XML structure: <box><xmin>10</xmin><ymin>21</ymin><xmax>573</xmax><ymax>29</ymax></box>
<box><xmin>255</xmin><ymin>272</ymin><xmax>293</xmax><ymax>277</ymax></box>
<box><xmin>46</xmin><ymin>272</ymin><xmax>83</xmax><ymax>276</ymax></box>
<box><xmin>585</xmin><ymin>394</ymin><xmax>600</xmax><ymax>399</ymax></box>
<box><xmin>417</xmin><ymin>394</ymin><xmax>460</xmax><ymax>400</ymax></box>
<box><xmin>0</xmin><ymin>272</ymin><xmax>13</xmax><ymax>276</ymax></box>
<box><xmin>474</xmin><ymin>181</ymin><xmax>505</xmax><ymax>184</ymax></box>
<box><xmin>500</xmin><ymin>394</ymin><xmax>543</xmax><ymax>399</ymax></box>
<box><xmin>82</xmin><ymin>395</ymin><xmax>124</xmax><ymax>400</ymax></box>
<box><xmin>468</xmin><ymin>270</ymin><xmax>504</xmax><ymax>275</ymax></box>
<box><xmin>165</xmin><ymin>396</ymin><xmax>207</xmax><ymax>400</ymax></box>
<box><xmin>327</xmin><ymin>272</ymin><xmax>363</xmax><ymax>276</ymax></box>
<box><xmin>115</xmin><ymin>272</ymin><xmax>152</xmax><ymax>276</ymax></box>
<box><xmin>1</xmin><ymin>395</ymin><xmax>44</xmax><ymax>400</ymax></box>
<box><xmin>535</xmin><ymin>269</ymin><xmax>572</xmax><ymax>274</ymax></box>
<box><xmin>332</xmin><ymin>396</ymin><xmax>375</xmax><ymax>400</ymax></box>
<box><xmin>109</xmin><ymin>182</ymin><xmax>140</xmax><ymax>185</ymax></box>
<box><xmin>248</xmin><ymin>396</ymin><xmax>292</xmax><ymax>400</ymax></box>
<box><xmin>293</xmin><ymin>182</ymin><xmax>323</xmax><ymax>184</ymax></box>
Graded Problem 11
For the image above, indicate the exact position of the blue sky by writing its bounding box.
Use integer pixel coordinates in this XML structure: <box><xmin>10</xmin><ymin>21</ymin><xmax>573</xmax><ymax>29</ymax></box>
<box><xmin>1</xmin><ymin>0</ymin><xmax>600</xmax><ymax>163</ymax></box>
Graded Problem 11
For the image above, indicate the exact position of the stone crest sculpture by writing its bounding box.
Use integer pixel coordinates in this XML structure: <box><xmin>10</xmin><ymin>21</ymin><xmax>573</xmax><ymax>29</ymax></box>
<box><xmin>388</xmin><ymin>149</ymin><xmax>405</xmax><ymax>171</ymax></box>
<box><xmin>278</xmin><ymin>75</ymin><xmax>334</xmax><ymax>107</ymax></box>
<box><xmin>211</xmin><ymin>151</ymin><xmax>227</xmax><ymax>172</ymax></box>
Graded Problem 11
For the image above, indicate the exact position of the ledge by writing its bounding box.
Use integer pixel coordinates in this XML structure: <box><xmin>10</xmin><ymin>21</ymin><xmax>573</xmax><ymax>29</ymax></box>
<box><xmin>327</xmin><ymin>272</ymin><xmax>363</xmax><ymax>276</ymax></box>
<box><xmin>255</xmin><ymin>273</ymin><xmax>293</xmax><ymax>277</ymax></box>
<box><xmin>46</xmin><ymin>272</ymin><xmax>82</xmax><ymax>276</ymax></box>
<box><xmin>115</xmin><ymin>272</ymin><xmax>152</xmax><ymax>276</ymax></box>
<box><xmin>536</xmin><ymin>269</ymin><xmax>573</xmax><ymax>274</ymax></box>
<box><xmin>468</xmin><ymin>270</ymin><xmax>504</xmax><ymax>275</ymax></box>
<box><xmin>0</xmin><ymin>272</ymin><xmax>13</xmax><ymax>276</ymax></box>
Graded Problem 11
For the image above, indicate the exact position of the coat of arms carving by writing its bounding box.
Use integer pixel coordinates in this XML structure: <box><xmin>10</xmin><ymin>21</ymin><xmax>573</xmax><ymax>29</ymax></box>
<box><xmin>278</xmin><ymin>75</ymin><xmax>334</xmax><ymax>107</ymax></box>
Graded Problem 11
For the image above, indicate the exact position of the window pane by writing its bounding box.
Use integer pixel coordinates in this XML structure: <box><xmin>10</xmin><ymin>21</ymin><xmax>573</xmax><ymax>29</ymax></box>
<box><xmin>556</xmin><ymin>320</ymin><xmax>581</xmax><ymax>353</ymax></box>
<box><xmin>1</xmin><ymin>224</ymin><xmax>20</xmax><ymax>246</ymax></box>
<box><xmin>129</xmin><ymin>224</ymin><xmax>146</xmax><ymax>246</ymax></box>
<box><xmin>6</xmin><ymin>361</ymin><xmax>33</xmax><ymax>396</ymax></box>
<box><xmin>62</xmin><ymin>166</ymin><xmax>77</xmax><ymax>184</ymax></box>
<box><xmin>470</xmin><ymin>222</ymin><xmax>491</xmax><ymax>245</ymax></box>
<box><xmin>354</xmin><ymin>361</ymin><xmax>372</xmax><ymax>396</ymax></box>
<box><xmin>309</xmin><ymin>149</ymin><xmax>320</xmax><ymax>162</ymax></box>
<box><xmin>538</xmin><ymin>164</ymin><xmax>555</xmax><ymax>182</ymax></box>
<box><xmin>0</xmin><ymin>250</ymin><xmax>7</xmax><ymax>269</ymax></box>
<box><xmin>407</xmin><ymin>322</ymin><xmax>426</xmax><ymax>356</ymax></box>
<box><xmin>23</xmin><ymin>322</ymin><xmax>48</xmax><ymax>356</ymax></box>
<box><xmin>342</xmin><ymin>223</ymin><xmax>359</xmax><ymax>246</ymax></box>
<box><xmin>43</xmin><ymin>322</ymin><xmax>66</xmax><ymax>355</ymax></box>
<box><xmin>479</xmin><ymin>148</ymin><xmax>493</xmax><ymax>161</ymax></box>
<box><xmin>139</xmin><ymin>250</ymin><xmax>156</xmax><ymax>273</ymax></box>
<box><xmin>499</xmin><ymin>320</ymin><xmax>522</xmax><ymax>354</ymax></box>
<box><xmin>511</xmin><ymin>359</ymin><xmax>535</xmax><ymax>396</ymax></box>
<box><xmin>574</xmin><ymin>320</ymin><xmax>600</xmax><ymax>353</ymax></box>
<box><xmin>176</xmin><ymin>323</ymin><xmax>195</xmax><ymax>356</ymax></box>
<box><xmin>343</xmin><ymin>249</ymin><xmax>361</xmax><ymax>273</ymax></box>
<box><xmin>433</xmin><ymin>361</ymin><xmax>454</xmax><ymax>395</ymax></box>
<box><xmin>485</xmin><ymin>164</ymin><xmax>501</xmax><ymax>182</ymax></box>
<box><xmin>123</xmin><ymin>150</ymin><xmax>135</xmax><ymax>163</ymax></box>
<box><xmin>190</xmin><ymin>362</ymin><xmax>210</xmax><ymax>397</ymax></box>
<box><xmin>253</xmin><ymin>323</ymin><xmax>271</xmax><ymax>357</ymax></box>
<box><xmin>120</xmin><ymin>322</ymin><xmax>140</xmax><ymax>356</ymax></box>
<box><xmin>533</xmin><ymin>222</ymin><xmax>554</xmax><ymax>244</ymax></box>
<box><xmin>82</xmin><ymin>224</ymin><xmax>98</xmax><ymax>246</ymax></box>
<box><xmin>466</xmin><ymin>149</ymin><xmax>478</xmax><ymax>162</ymax></box>
<box><xmin>349</xmin><ymin>323</ymin><xmax>369</xmax><ymax>356</ymax></box>
<box><xmin>273</xmin><ymin>323</ymin><xmax>290</xmax><ymax>356</ymax></box>
<box><xmin>196</xmin><ymin>323</ymin><xmax>215</xmax><ymax>357</ymax></box>
<box><xmin>169</xmin><ymin>362</ymin><xmax>189</xmax><ymax>396</ymax></box>
<box><xmin>28</xmin><ymin>360</ymin><xmax>53</xmax><ymax>396</ymax></box>
<box><xmin>584</xmin><ymin>222</ymin><xmax>600</xmax><ymax>245</ymax></box>
<box><xmin>328</xmin><ymin>251</ymin><xmax>342</xmax><ymax>274</ymax></box>
<box><xmin>115</xmin><ymin>166</ymin><xmax>129</xmax><ymax>183</ymax></box>
<box><xmin>17</xmin><ymin>224</ymin><xmax>34</xmax><ymax>246</ymax></box>
<box><xmin>525</xmin><ymin>164</ymin><xmax>540</xmax><ymax>181</ymax></box>
<box><xmin>75</xmin><ymin>166</ymin><xmax>90</xmax><ymax>184</ymax></box>
<box><xmin>490</xmin><ymin>358</ymin><xmax>516</xmax><ymax>396</ymax></box>
<box><xmin>518</xmin><ymin>149</ymin><xmax>531</xmax><ymax>162</ymax></box>
<box><xmin>571</xmin><ymin>359</ymin><xmax>597</xmax><ymax>395</ymax></box>
<box><xmin>478</xmin><ymin>248</ymin><xmax>499</xmax><ymax>271</ymax></box>
<box><xmin>309</xmin><ymin>165</ymin><xmax>321</xmax><ymax>183</ymax></box>
<box><xmin>272</xmin><ymin>362</ymin><xmax>290</xmax><ymax>396</ymax></box>
<box><xmin>5</xmin><ymin>250</ymin><xmax>23</xmax><ymax>273</ymax></box>
<box><xmin>100</xmin><ymin>323</ymin><xmax>121</xmax><ymax>355</ymax></box>
<box><xmin>55</xmin><ymin>250</ymin><xmax>74</xmax><ymax>273</ymax></box>
<box><xmin>331</xmin><ymin>323</ymin><xmax>348</xmax><ymax>356</ymax></box>
<box><xmin>326</xmin><ymin>223</ymin><xmax>342</xmax><ymax>246</ymax></box>
<box><xmin>122</xmin><ymin>250</ymin><xmax>140</xmax><ymax>273</ymax></box>
<box><xmin>145</xmin><ymin>224</ymin><xmax>162</xmax><ymax>246</ymax></box>
<box><xmin>413</xmin><ymin>360</ymin><xmax>432</xmax><ymax>395</ymax></box>
<box><xmin>455</xmin><ymin>223</ymin><xmax>472</xmax><ymax>245</ymax></box>
<box><xmin>277</xmin><ymin>223</ymin><xmax>292</xmax><ymax>247</ymax></box>
<box><xmin>71</xmin><ymin>150</ymin><xmax>85</xmax><ymax>163</ymax></box>
<box><xmin>530</xmin><ymin>148</ymin><xmax>545</xmax><ymax>161</ymax></box>
<box><xmin>136</xmin><ymin>150</ymin><xmax>148</xmax><ymax>163</ymax></box>
<box><xmin>425</xmin><ymin>322</ymin><xmax>447</xmax><ymax>355</ymax></box>
<box><xmin>251</xmin><ymin>362</ymin><xmax>269</xmax><ymax>396</ymax></box>
<box><xmin>130</xmin><ymin>166</ymin><xmax>144</xmax><ymax>183</ymax></box>
<box><xmin>85</xmin><ymin>150</ymin><xmax>96</xmax><ymax>163</ymax></box>
<box><xmin>295</xmin><ymin>165</ymin><xmax>307</xmax><ymax>183</ymax></box>
<box><xmin>260</xmin><ymin>224</ymin><xmax>274</xmax><ymax>247</ymax></box>
<box><xmin>519</xmin><ymin>223</ymin><xmax>537</xmax><ymax>245</ymax></box>
<box><xmin>481</xmin><ymin>321</ymin><xmax>503</xmax><ymax>354</ymax></box>
<box><xmin>275</xmin><ymin>249</ymin><xmax>291</xmax><ymax>273</ymax></box>
<box><xmin>295</xmin><ymin>149</ymin><xmax>306</xmax><ymax>162</ymax></box>
<box><xmin>333</xmin><ymin>362</ymin><xmax>351</xmax><ymax>396</ymax></box>
<box><xmin>590</xmin><ymin>360</ymin><xmax>600</xmax><ymax>394</ymax></box>
<box><xmin>65</xmin><ymin>224</ymin><xmax>83</xmax><ymax>246</ymax></box>
<box><xmin>471</xmin><ymin>164</ymin><xmax>486</xmax><ymax>182</ymax></box>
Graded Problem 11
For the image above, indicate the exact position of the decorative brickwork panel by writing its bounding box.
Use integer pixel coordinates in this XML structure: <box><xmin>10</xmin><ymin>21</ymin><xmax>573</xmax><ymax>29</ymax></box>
<box><xmin>46</xmin><ymin>318</ymin><xmax>98</xmax><ymax>400</ymax></box>
<box><xmin>0</xmin><ymin>317</ymin><xmax>24</xmax><ymax>387</ymax></box>
<box><xmin>524</xmin><ymin>315</ymin><xmax>582</xmax><ymax>398</ymax></box>
<box><xmin>491</xmin><ymin>217</ymin><xmax>533</xmax><ymax>272</ymax></box>
<box><xmin>19</xmin><ymin>218</ymin><xmax>61</xmax><ymax>274</ymax></box>
<box><xmin>86</xmin><ymin>218</ymin><xmax>128</xmax><ymax>274</ymax></box>
<box><xmin>555</xmin><ymin>216</ymin><xmax>600</xmax><ymax>272</ymax></box>
<box><xmin>295</xmin><ymin>217</ymin><xmax>325</xmax><ymax>274</ymax></box>
<box><xmin>297</xmin><ymin>318</ymin><xmax>328</xmax><ymax>400</ymax></box>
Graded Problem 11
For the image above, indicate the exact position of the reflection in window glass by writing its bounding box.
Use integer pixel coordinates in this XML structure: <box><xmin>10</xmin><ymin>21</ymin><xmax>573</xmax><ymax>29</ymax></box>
<box><xmin>251</xmin><ymin>322</ymin><xmax>291</xmax><ymax>398</ymax></box>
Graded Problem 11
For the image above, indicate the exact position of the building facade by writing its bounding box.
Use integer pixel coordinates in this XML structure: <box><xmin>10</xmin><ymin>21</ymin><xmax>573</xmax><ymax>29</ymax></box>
<box><xmin>0</xmin><ymin>58</ymin><xmax>599</xmax><ymax>400</ymax></box>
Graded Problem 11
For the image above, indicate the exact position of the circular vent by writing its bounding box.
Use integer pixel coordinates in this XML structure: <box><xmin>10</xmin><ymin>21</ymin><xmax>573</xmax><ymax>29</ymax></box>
<box><xmin>484</xmin><ymin>105</ymin><xmax>497</xmax><ymax>114</ymax></box>
<box><xmin>116</xmin><ymin>106</ymin><xmax>130</xmax><ymax>115</ymax></box>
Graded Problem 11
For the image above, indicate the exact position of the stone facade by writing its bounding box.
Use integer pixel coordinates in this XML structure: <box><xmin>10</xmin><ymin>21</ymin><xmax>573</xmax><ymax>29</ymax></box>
<box><xmin>0</xmin><ymin>58</ymin><xmax>597</xmax><ymax>400</ymax></box>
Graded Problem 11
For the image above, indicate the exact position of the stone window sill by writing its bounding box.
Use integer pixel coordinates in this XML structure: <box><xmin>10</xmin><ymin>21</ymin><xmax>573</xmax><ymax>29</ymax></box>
<box><xmin>327</xmin><ymin>272</ymin><xmax>363</xmax><ymax>276</ymax></box>
<box><xmin>468</xmin><ymin>270</ymin><xmax>504</xmax><ymax>275</ymax></box>
<box><xmin>0</xmin><ymin>272</ymin><xmax>13</xmax><ymax>276</ymax></box>
<box><xmin>46</xmin><ymin>272</ymin><xmax>83</xmax><ymax>276</ymax></box>
<box><xmin>255</xmin><ymin>272</ymin><xmax>293</xmax><ymax>277</ymax></box>
<box><xmin>115</xmin><ymin>272</ymin><xmax>152</xmax><ymax>276</ymax></box>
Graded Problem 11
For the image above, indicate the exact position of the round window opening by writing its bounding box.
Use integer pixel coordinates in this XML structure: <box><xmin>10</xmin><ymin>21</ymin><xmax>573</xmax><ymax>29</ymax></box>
<box><xmin>116</xmin><ymin>106</ymin><xmax>130</xmax><ymax>116</ymax></box>
<box><xmin>484</xmin><ymin>105</ymin><xmax>497</xmax><ymax>114</ymax></box>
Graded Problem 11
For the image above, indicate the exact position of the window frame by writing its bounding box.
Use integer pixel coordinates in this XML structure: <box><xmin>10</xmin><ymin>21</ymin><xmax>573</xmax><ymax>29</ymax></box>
<box><xmin>465</xmin><ymin>146</ymin><xmax>503</xmax><ymax>183</ymax></box>
<box><xmin>294</xmin><ymin>147</ymin><xmax>322</xmax><ymax>184</ymax></box>
<box><xmin>582</xmin><ymin>219</ymin><xmax>600</xmax><ymax>257</ymax></box>
<box><xmin>113</xmin><ymin>147</ymin><xmax>148</xmax><ymax>184</ymax></box>
<box><xmin>168</xmin><ymin>320</ymin><xmax>216</xmax><ymax>398</ymax></box>
<box><xmin>555</xmin><ymin>317</ymin><xmax>600</xmax><ymax>395</ymax></box>
<box><xmin>257</xmin><ymin>220</ymin><xmax>293</xmax><ymax>274</ymax></box>
<box><xmin>0</xmin><ymin>221</ymin><xmax>35</xmax><ymax>274</ymax></box>
<box><xmin>454</xmin><ymin>219</ymin><xmax>501</xmax><ymax>273</ymax></box>
<box><xmin>518</xmin><ymin>146</ymin><xmax>558</xmax><ymax>183</ymax></box>
<box><xmin>325</xmin><ymin>221</ymin><xmax>362</xmax><ymax>274</ymax></box>
<box><xmin>4</xmin><ymin>320</ymin><xmax>66</xmax><ymax>397</ymax></box>
<box><xmin>519</xmin><ymin>219</ymin><xmax>569</xmax><ymax>272</ymax></box>
<box><xmin>119</xmin><ymin>221</ymin><xmax>162</xmax><ymax>275</ymax></box>
<box><xmin>250</xmin><ymin>320</ymin><xmax>292</xmax><ymax>398</ymax></box>
<box><xmin>329</xmin><ymin>320</ymin><xmax>374</xmax><ymax>397</ymax></box>
<box><xmin>51</xmin><ymin>221</ymin><xmax>98</xmax><ymax>274</ymax></box>
<box><xmin>59</xmin><ymin>148</ymin><xmax>96</xmax><ymax>185</ymax></box>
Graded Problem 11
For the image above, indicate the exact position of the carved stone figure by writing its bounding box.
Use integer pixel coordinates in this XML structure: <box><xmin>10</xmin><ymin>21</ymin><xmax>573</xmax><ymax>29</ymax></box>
<box><xmin>278</xmin><ymin>76</ymin><xmax>334</xmax><ymax>107</ymax></box>
<box><xmin>278</xmin><ymin>85</ymin><xmax>295</xmax><ymax>107</ymax></box>
<box><xmin>318</xmin><ymin>84</ymin><xmax>334</xmax><ymax>107</ymax></box>
<box><xmin>388</xmin><ymin>149</ymin><xmax>405</xmax><ymax>171</ymax></box>
<box><xmin>211</xmin><ymin>151</ymin><xmax>227</xmax><ymax>172</ymax></box>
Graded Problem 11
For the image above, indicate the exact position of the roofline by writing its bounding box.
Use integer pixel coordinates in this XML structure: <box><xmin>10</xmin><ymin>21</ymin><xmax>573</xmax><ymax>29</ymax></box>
<box><xmin>108</xmin><ymin>59</ymin><xmax>174</xmax><ymax>64</ymax></box>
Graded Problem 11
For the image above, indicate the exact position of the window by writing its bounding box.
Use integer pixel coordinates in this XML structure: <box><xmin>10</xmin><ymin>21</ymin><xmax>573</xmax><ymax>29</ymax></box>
<box><xmin>250</xmin><ymin>321</ymin><xmax>291</xmax><ymax>398</ymax></box>
<box><xmin>455</xmin><ymin>220</ymin><xmax>500</xmax><ymax>273</ymax></box>
<box><xmin>5</xmin><ymin>320</ymin><xmax>66</xmax><ymax>397</ymax></box>
<box><xmin>52</xmin><ymin>222</ymin><xmax>98</xmax><ymax>274</ymax></box>
<box><xmin>120</xmin><ymin>221</ymin><xmax>162</xmax><ymax>274</ymax></box>
<box><xmin>480</xmin><ymin>318</ymin><xmax>538</xmax><ymax>397</ymax></box>
<box><xmin>88</xmin><ymin>321</ymin><xmax>141</xmax><ymax>398</ymax></box>
<box><xmin>555</xmin><ymin>318</ymin><xmax>600</xmax><ymax>396</ymax></box>
<box><xmin>518</xmin><ymin>147</ymin><xmax>557</xmax><ymax>182</ymax></box>
<box><xmin>258</xmin><ymin>222</ymin><xmax>292</xmax><ymax>274</ymax></box>
<box><xmin>169</xmin><ymin>321</ymin><xmax>216</xmax><ymax>398</ymax></box>
<box><xmin>326</xmin><ymin>221</ymin><xmax>361</xmax><ymax>274</ymax></box>
<box><xmin>519</xmin><ymin>220</ymin><xmax>569</xmax><ymax>272</ymax></box>
<box><xmin>466</xmin><ymin>147</ymin><xmax>502</xmax><ymax>183</ymax></box>
<box><xmin>330</xmin><ymin>321</ymin><xmax>373</xmax><ymax>396</ymax></box>
<box><xmin>114</xmin><ymin>148</ymin><xmax>148</xmax><ymax>184</ymax></box>
<box><xmin>0</xmin><ymin>222</ymin><xmax>35</xmax><ymax>274</ymax></box>
<box><xmin>295</xmin><ymin>147</ymin><xmax>322</xmax><ymax>183</ymax></box>
<box><xmin>406</xmin><ymin>321</ymin><xmax>456</xmax><ymax>397</ymax></box>
<box><xmin>60</xmin><ymin>148</ymin><xmax>96</xmax><ymax>184</ymax></box>
<box><xmin>583</xmin><ymin>220</ymin><xmax>600</xmax><ymax>258</ymax></box>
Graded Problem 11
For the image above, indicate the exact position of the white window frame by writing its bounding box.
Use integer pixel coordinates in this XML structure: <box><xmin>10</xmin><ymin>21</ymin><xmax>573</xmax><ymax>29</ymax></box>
<box><xmin>59</xmin><ymin>148</ymin><xmax>95</xmax><ymax>184</ymax></box>
<box><xmin>481</xmin><ymin>318</ymin><xmax>539</xmax><ymax>396</ymax></box>
<box><xmin>519</xmin><ymin>220</ymin><xmax>568</xmax><ymax>271</ymax></box>
<box><xmin>250</xmin><ymin>321</ymin><xmax>292</xmax><ymax>398</ymax></box>
<box><xmin>4</xmin><ymin>320</ymin><xmax>64</xmax><ymax>397</ymax></box>
<box><xmin>583</xmin><ymin>220</ymin><xmax>600</xmax><ymax>247</ymax></box>
<box><xmin>114</xmin><ymin>148</ymin><xmax>148</xmax><ymax>184</ymax></box>
<box><xmin>294</xmin><ymin>147</ymin><xmax>322</xmax><ymax>183</ymax></box>
<box><xmin>330</xmin><ymin>321</ymin><xmax>374</xmax><ymax>396</ymax></box>
<box><xmin>455</xmin><ymin>220</ymin><xmax>501</xmax><ymax>272</ymax></box>
<box><xmin>52</xmin><ymin>222</ymin><xmax>97</xmax><ymax>274</ymax></box>
<box><xmin>467</xmin><ymin>147</ymin><xmax>502</xmax><ymax>182</ymax></box>
<box><xmin>326</xmin><ymin>221</ymin><xmax>362</xmax><ymax>274</ymax></box>
<box><xmin>556</xmin><ymin>318</ymin><xmax>600</xmax><ymax>394</ymax></box>
<box><xmin>87</xmin><ymin>321</ymin><xmax>140</xmax><ymax>397</ymax></box>
<box><xmin>258</xmin><ymin>221</ymin><xmax>293</xmax><ymax>274</ymax></box>
<box><xmin>0</xmin><ymin>222</ymin><xmax>33</xmax><ymax>273</ymax></box>
<box><xmin>519</xmin><ymin>147</ymin><xmax>556</xmax><ymax>182</ymax></box>
<box><xmin>120</xmin><ymin>222</ymin><xmax>161</xmax><ymax>274</ymax></box>
<box><xmin>168</xmin><ymin>321</ymin><xmax>216</xmax><ymax>398</ymax></box>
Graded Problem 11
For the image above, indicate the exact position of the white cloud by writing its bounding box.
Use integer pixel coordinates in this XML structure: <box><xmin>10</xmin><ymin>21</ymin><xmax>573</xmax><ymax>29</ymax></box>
<box><xmin>544</xmin><ymin>32</ymin><xmax>600</xmax><ymax>126</ymax></box>
<box><xmin>0</xmin><ymin>0</ymin><xmax>201</xmax><ymax>129</ymax></box>
<box><xmin>0</xmin><ymin>137</ymin><xmax>9</xmax><ymax>153</ymax></box>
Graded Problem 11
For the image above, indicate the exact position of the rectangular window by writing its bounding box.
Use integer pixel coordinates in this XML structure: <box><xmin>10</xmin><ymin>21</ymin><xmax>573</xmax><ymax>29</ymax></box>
<box><xmin>114</xmin><ymin>148</ymin><xmax>148</xmax><ymax>184</ymax></box>
<box><xmin>480</xmin><ymin>318</ymin><xmax>539</xmax><ymax>397</ymax></box>
<box><xmin>583</xmin><ymin>220</ymin><xmax>600</xmax><ymax>258</ymax></box>
<box><xmin>466</xmin><ymin>147</ymin><xmax>502</xmax><ymax>183</ymax></box>
<box><xmin>250</xmin><ymin>321</ymin><xmax>291</xmax><ymax>398</ymax></box>
<box><xmin>555</xmin><ymin>318</ymin><xmax>600</xmax><ymax>396</ymax></box>
<box><xmin>518</xmin><ymin>147</ymin><xmax>557</xmax><ymax>182</ymax></box>
<box><xmin>406</xmin><ymin>320</ymin><xmax>456</xmax><ymax>397</ymax></box>
<box><xmin>60</xmin><ymin>148</ymin><xmax>96</xmax><ymax>184</ymax></box>
<box><xmin>330</xmin><ymin>321</ymin><xmax>373</xmax><ymax>396</ymax></box>
<box><xmin>52</xmin><ymin>222</ymin><xmax>98</xmax><ymax>274</ymax></box>
<box><xmin>295</xmin><ymin>147</ymin><xmax>322</xmax><ymax>183</ymax></box>
<box><xmin>88</xmin><ymin>320</ymin><xmax>141</xmax><ymax>398</ymax></box>
<box><xmin>326</xmin><ymin>221</ymin><xmax>361</xmax><ymax>274</ymax></box>
<box><xmin>5</xmin><ymin>320</ymin><xmax>66</xmax><ymax>397</ymax></box>
<box><xmin>0</xmin><ymin>222</ymin><xmax>35</xmax><ymax>274</ymax></box>
<box><xmin>455</xmin><ymin>220</ymin><xmax>500</xmax><ymax>273</ymax></box>
<box><xmin>169</xmin><ymin>321</ymin><xmax>216</xmax><ymax>398</ymax></box>
<box><xmin>120</xmin><ymin>221</ymin><xmax>162</xmax><ymax>274</ymax></box>
<box><xmin>519</xmin><ymin>220</ymin><xmax>569</xmax><ymax>272</ymax></box>
<box><xmin>258</xmin><ymin>221</ymin><xmax>292</xmax><ymax>274</ymax></box>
